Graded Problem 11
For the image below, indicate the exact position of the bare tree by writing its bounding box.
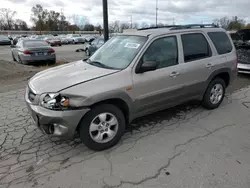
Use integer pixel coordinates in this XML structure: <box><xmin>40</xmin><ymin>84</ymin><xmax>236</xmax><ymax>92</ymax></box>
<box><xmin>213</xmin><ymin>17</ymin><xmax>230</xmax><ymax>29</ymax></box>
<box><xmin>109</xmin><ymin>20</ymin><xmax>120</xmax><ymax>33</ymax></box>
<box><xmin>0</xmin><ymin>8</ymin><xmax>16</xmax><ymax>30</ymax></box>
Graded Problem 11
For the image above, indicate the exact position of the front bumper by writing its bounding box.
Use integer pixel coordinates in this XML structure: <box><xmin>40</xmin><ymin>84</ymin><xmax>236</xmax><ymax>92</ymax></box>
<box><xmin>25</xmin><ymin>89</ymin><xmax>90</xmax><ymax>139</ymax></box>
<box><xmin>238</xmin><ymin>63</ymin><xmax>250</xmax><ymax>74</ymax></box>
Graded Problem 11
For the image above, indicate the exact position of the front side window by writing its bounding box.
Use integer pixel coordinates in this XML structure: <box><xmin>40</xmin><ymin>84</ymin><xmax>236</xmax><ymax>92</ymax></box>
<box><xmin>208</xmin><ymin>32</ymin><xmax>233</xmax><ymax>55</ymax></box>
<box><xmin>181</xmin><ymin>33</ymin><xmax>211</xmax><ymax>62</ymax></box>
<box><xmin>88</xmin><ymin>35</ymin><xmax>147</xmax><ymax>69</ymax></box>
<box><xmin>142</xmin><ymin>36</ymin><xmax>178</xmax><ymax>69</ymax></box>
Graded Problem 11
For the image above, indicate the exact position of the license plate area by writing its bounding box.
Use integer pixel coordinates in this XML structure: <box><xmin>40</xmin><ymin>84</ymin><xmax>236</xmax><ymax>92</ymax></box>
<box><xmin>36</xmin><ymin>52</ymin><xmax>44</xmax><ymax>56</ymax></box>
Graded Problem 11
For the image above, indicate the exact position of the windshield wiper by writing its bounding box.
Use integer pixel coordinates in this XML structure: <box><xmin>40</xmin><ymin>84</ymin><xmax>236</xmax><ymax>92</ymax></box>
<box><xmin>84</xmin><ymin>59</ymin><xmax>119</xmax><ymax>70</ymax></box>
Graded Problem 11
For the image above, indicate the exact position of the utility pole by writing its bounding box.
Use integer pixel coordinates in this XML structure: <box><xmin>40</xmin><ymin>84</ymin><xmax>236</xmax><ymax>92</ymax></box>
<box><xmin>102</xmin><ymin>0</ymin><xmax>109</xmax><ymax>42</ymax></box>
<box><xmin>130</xmin><ymin>15</ymin><xmax>133</xmax><ymax>28</ymax></box>
<box><xmin>173</xmin><ymin>17</ymin><xmax>175</xmax><ymax>25</ymax></box>
<box><xmin>156</xmin><ymin>0</ymin><xmax>158</xmax><ymax>27</ymax></box>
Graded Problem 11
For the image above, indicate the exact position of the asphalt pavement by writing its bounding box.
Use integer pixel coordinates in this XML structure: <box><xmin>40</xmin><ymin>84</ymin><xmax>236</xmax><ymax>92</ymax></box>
<box><xmin>1</xmin><ymin>43</ymin><xmax>250</xmax><ymax>188</ymax></box>
<box><xmin>0</xmin><ymin>87</ymin><xmax>250</xmax><ymax>188</ymax></box>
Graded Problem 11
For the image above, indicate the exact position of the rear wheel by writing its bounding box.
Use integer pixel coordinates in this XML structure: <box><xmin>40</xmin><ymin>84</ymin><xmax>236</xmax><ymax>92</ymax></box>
<box><xmin>79</xmin><ymin>104</ymin><xmax>125</xmax><ymax>151</ymax></box>
<box><xmin>202</xmin><ymin>78</ymin><xmax>226</xmax><ymax>109</ymax></box>
<box><xmin>50</xmin><ymin>59</ymin><xmax>56</xmax><ymax>65</ymax></box>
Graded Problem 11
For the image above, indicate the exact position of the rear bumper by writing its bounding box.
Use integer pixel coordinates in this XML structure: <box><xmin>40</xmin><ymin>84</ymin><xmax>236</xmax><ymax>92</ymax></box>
<box><xmin>0</xmin><ymin>41</ymin><xmax>11</xmax><ymax>45</ymax></box>
<box><xmin>20</xmin><ymin>54</ymin><xmax>56</xmax><ymax>63</ymax></box>
<box><xmin>238</xmin><ymin>63</ymin><xmax>250</xmax><ymax>74</ymax></box>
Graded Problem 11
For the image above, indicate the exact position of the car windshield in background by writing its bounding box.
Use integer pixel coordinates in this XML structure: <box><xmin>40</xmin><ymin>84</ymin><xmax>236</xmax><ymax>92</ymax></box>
<box><xmin>230</xmin><ymin>33</ymin><xmax>241</xmax><ymax>41</ymax></box>
<box><xmin>88</xmin><ymin>35</ymin><xmax>147</xmax><ymax>69</ymax></box>
<box><xmin>24</xmin><ymin>41</ymin><xmax>49</xmax><ymax>47</ymax></box>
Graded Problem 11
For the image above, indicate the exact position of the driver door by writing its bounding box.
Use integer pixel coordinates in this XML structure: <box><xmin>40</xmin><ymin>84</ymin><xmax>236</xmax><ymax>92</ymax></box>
<box><xmin>132</xmin><ymin>35</ymin><xmax>185</xmax><ymax>117</ymax></box>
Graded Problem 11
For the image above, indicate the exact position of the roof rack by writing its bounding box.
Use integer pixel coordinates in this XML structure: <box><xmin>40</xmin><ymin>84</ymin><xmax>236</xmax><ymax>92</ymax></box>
<box><xmin>138</xmin><ymin>24</ymin><xmax>219</xmax><ymax>31</ymax></box>
<box><xmin>137</xmin><ymin>25</ymin><xmax>182</xmax><ymax>31</ymax></box>
<box><xmin>170</xmin><ymin>24</ymin><xmax>219</xmax><ymax>30</ymax></box>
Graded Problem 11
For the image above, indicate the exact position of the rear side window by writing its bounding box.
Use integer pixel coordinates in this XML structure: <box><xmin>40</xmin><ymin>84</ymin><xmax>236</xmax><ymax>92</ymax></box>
<box><xmin>181</xmin><ymin>33</ymin><xmax>211</xmax><ymax>62</ymax></box>
<box><xmin>208</xmin><ymin>32</ymin><xmax>233</xmax><ymax>55</ymax></box>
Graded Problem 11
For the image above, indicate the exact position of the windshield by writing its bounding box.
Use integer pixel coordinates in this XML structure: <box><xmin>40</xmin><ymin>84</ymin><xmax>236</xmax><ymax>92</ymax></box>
<box><xmin>88</xmin><ymin>35</ymin><xmax>147</xmax><ymax>69</ymax></box>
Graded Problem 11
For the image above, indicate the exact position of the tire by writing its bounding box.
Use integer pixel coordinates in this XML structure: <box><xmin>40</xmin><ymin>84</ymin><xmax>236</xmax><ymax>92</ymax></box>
<box><xmin>17</xmin><ymin>55</ymin><xmax>23</xmax><ymax>64</ymax></box>
<box><xmin>50</xmin><ymin>59</ymin><xmax>56</xmax><ymax>65</ymax></box>
<box><xmin>202</xmin><ymin>78</ymin><xmax>226</xmax><ymax>109</ymax></box>
<box><xmin>12</xmin><ymin>52</ymin><xmax>16</xmax><ymax>62</ymax></box>
<box><xmin>79</xmin><ymin>104</ymin><xmax>125</xmax><ymax>151</ymax></box>
<box><xmin>59</xmin><ymin>44</ymin><xmax>62</xmax><ymax>46</ymax></box>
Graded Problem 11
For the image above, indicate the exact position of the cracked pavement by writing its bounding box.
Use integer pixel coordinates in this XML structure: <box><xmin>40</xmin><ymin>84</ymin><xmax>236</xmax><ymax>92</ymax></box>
<box><xmin>0</xmin><ymin>87</ymin><xmax>250</xmax><ymax>188</ymax></box>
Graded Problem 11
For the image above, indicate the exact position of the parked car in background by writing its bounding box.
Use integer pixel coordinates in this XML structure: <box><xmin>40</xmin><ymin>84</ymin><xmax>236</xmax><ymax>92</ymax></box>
<box><xmin>25</xmin><ymin>25</ymin><xmax>237</xmax><ymax>151</ymax></box>
<box><xmin>56</xmin><ymin>35</ymin><xmax>69</xmax><ymax>44</ymax></box>
<box><xmin>229</xmin><ymin>32</ymin><xmax>244</xmax><ymax>47</ymax></box>
<box><xmin>0</xmin><ymin>35</ymin><xmax>11</xmax><ymax>45</ymax></box>
<box><xmin>44</xmin><ymin>37</ymin><xmax>62</xmax><ymax>46</ymax></box>
<box><xmin>85</xmin><ymin>35</ymin><xmax>98</xmax><ymax>43</ymax></box>
<box><xmin>66</xmin><ymin>34</ymin><xmax>85</xmax><ymax>44</ymax></box>
<box><xmin>85</xmin><ymin>36</ymin><xmax>104</xmax><ymax>56</ymax></box>
<box><xmin>236</xmin><ymin>29</ymin><xmax>250</xmax><ymax>74</ymax></box>
<box><xmin>11</xmin><ymin>40</ymin><xmax>56</xmax><ymax>65</ymax></box>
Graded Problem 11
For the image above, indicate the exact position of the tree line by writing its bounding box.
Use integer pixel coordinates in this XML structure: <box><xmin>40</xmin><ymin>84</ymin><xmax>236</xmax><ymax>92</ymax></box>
<box><xmin>1</xmin><ymin>4</ymin><xmax>250</xmax><ymax>32</ymax></box>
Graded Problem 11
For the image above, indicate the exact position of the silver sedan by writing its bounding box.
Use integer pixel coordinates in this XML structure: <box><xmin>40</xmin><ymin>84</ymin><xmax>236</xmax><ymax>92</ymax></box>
<box><xmin>11</xmin><ymin>40</ymin><xmax>56</xmax><ymax>65</ymax></box>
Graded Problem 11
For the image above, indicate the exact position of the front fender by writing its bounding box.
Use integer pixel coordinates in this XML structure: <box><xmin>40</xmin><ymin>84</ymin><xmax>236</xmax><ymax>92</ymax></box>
<box><xmin>81</xmin><ymin>90</ymin><xmax>134</xmax><ymax>111</ymax></box>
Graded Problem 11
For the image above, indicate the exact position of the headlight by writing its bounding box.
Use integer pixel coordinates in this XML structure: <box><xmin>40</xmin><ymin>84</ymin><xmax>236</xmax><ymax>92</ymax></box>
<box><xmin>41</xmin><ymin>93</ymin><xmax>70</xmax><ymax>110</ymax></box>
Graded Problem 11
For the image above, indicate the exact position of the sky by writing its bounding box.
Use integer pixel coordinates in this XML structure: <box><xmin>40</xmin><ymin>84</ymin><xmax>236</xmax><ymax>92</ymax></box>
<box><xmin>2</xmin><ymin>0</ymin><xmax>250</xmax><ymax>27</ymax></box>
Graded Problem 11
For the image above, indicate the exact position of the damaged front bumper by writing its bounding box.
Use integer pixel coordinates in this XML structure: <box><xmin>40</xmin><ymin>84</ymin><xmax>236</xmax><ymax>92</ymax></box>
<box><xmin>25</xmin><ymin>88</ymin><xmax>90</xmax><ymax>139</ymax></box>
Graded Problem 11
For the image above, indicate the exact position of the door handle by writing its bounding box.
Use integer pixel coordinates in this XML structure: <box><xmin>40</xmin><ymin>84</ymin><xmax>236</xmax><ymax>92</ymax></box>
<box><xmin>205</xmin><ymin>63</ymin><xmax>214</xmax><ymax>68</ymax></box>
<box><xmin>170</xmin><ymin>71</ymin><xmax>179</xmax><ymax>77</ymax></box>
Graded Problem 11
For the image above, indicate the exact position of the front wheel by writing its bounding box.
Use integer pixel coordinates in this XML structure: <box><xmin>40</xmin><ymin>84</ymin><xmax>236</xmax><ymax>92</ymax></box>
<box><xmin>79</xmin><ymin>104</ymin><xmax>125</xmax><ymax>151</ymax></box>
<box><xmin>202</xmin><ymin>78</ymin><xmax>226</xmax><ymax>109</ymax></box>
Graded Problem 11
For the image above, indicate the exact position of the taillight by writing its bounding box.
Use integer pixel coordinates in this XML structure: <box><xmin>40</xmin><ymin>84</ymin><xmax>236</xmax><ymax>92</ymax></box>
<box><xmin>23</xmin><ymin>50</ymin><xmax>33</xmax><ymax>55</ymax></box>
<box><xmin>48</xmin><ymin>49</ymin><xmax>55</xmax><ymax>53</ymax></box>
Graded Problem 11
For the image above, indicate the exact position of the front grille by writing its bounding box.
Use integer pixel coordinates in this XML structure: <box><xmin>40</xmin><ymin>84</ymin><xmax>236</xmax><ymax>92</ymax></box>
<box><xmin>28</xmin><ymin>88</ymin><xmax>36</xmax><ymax>102</ymax></box>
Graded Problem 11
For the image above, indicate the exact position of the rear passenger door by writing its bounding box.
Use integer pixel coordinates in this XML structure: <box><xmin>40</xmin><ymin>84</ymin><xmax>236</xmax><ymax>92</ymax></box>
<box><xmin>178</xmin><ymin>32</ymin><xmax>214</xmax><ymax>97</ymax></box>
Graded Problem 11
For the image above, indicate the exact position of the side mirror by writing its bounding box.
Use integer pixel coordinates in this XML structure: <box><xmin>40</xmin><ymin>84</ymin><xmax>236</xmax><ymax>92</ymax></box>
<box><xmin>137</xmin><ymin>61</ymin><xmax>158</xmax><ymax>73</ymax></box>
<box><xmin>10</xmin><ymin>45</ymin><xmax>16</xmax><ymax>48</ymax></box>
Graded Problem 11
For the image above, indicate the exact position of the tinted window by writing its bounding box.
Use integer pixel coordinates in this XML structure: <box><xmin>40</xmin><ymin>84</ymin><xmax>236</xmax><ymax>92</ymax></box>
<box><xmin>142</xmin><ymin>36</ymin><xmax>178</xmax><ymax>69</ymax></box>
<box><xmin>208</xmin><ymin>32</ymin><xmax>233</xmax><ymax>55</ymax></box>
<box><xmin>181</xmin><ymin>33</ymin><xmax>211</xmax><ymax>62</ymax></box>
<box><xmin>24</xmin><ymin>41</ymin><xmax>49</xmax><ymax>47</ymax></box>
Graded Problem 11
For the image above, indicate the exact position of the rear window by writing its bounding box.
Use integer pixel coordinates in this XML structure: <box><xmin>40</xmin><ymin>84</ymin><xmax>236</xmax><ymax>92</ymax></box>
<box><xmin>208</xmin><ymin>32</ymin><xmax>233</xmax><ymax>55</ymax></box>
<box><xmin>181</xmin><ymin>33</ymin><xmax>211</xmax><ymax>62</ymax></box>
<box><xmin>24</xmin><ymin>41</ymin><xmax>49</xmax><ymax>47</ymax></box>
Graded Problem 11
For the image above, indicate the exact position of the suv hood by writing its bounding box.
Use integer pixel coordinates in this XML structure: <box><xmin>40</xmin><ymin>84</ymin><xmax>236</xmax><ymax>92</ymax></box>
<box><xmin>29</xmin><ymin>60</ymin><xmax>119</xmax><ymax>94</ymax></box>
